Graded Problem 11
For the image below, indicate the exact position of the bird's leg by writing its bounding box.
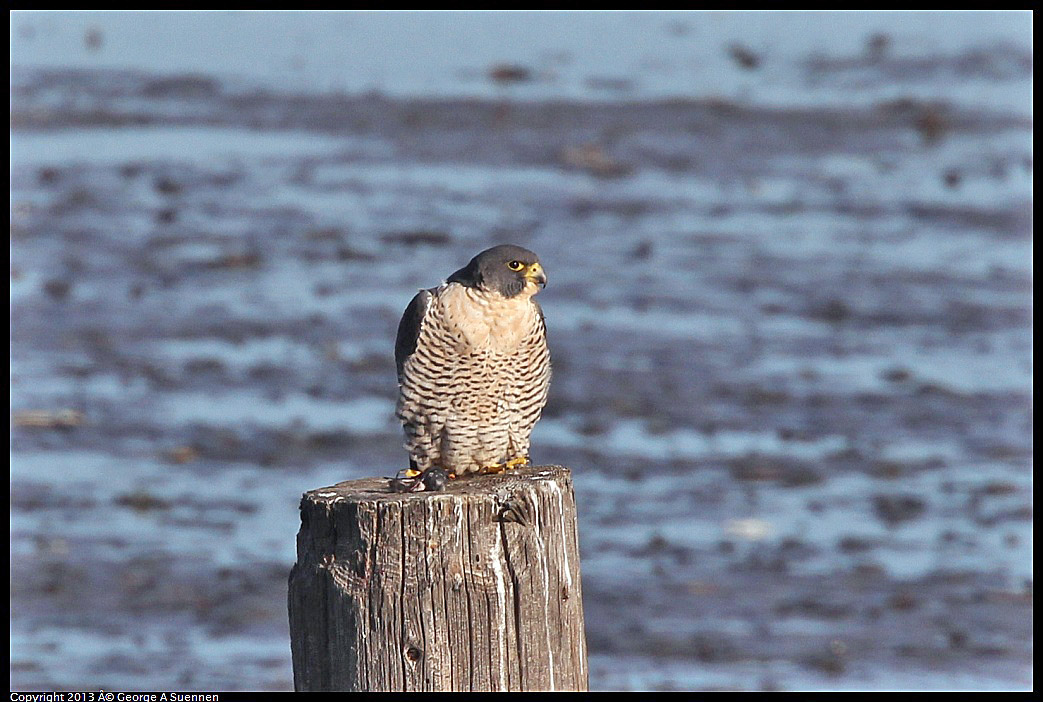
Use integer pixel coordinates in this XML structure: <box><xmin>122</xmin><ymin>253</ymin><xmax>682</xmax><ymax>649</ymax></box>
<box><xmin>479</xmin><ymin>455</ymin><xmax>529</xmax><ymax>475</ymax></box>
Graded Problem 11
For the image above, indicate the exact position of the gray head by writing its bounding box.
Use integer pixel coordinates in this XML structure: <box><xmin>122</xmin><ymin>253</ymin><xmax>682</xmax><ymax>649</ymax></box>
<box><xmin>447</xmin><ymin>244</ymin><xmax>547</xmax><ymax>298</ymax></box>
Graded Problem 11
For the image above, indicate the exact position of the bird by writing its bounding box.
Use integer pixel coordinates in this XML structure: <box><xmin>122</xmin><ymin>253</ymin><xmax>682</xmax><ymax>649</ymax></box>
<box><xmin>392</xmin><ymin>244</ymin><xmax>550</xmax><ymax>492</ymax></box>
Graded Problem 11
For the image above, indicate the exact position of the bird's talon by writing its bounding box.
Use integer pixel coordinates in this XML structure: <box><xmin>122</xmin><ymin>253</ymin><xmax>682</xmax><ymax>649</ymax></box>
<box><xmin>391</xmin><ymin>466</ymin><xmax>449</xmax><ymax>492</ymax></box>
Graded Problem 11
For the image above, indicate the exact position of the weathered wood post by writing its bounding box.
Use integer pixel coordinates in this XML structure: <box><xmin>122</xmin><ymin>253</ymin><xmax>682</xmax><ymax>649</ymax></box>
<box><xmin>288</xmin><ymin>464</ymin><xmax>587</xmax><ymax>691</ymax></box>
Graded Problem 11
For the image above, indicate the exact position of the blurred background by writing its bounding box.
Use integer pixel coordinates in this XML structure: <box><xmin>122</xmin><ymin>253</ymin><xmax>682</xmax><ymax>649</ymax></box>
<box><xmin>10</xmin><ymin>10</ymin><xmax>1032</xmax><ymax>692</ymax></box>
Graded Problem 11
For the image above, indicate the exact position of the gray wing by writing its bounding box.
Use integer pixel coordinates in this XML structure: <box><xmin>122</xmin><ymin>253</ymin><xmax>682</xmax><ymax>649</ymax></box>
<box><xmin>395</xmin><ymin>288</ymin><xmax>434</xmax><ymax>382</ymax></box>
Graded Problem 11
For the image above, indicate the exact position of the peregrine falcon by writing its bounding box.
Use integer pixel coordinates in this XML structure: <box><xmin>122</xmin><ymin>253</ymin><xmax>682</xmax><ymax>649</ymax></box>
<box><xmin>392</xmin><ymin>245</ymin><xmax>550</xmax><ymax>492</ymax></box>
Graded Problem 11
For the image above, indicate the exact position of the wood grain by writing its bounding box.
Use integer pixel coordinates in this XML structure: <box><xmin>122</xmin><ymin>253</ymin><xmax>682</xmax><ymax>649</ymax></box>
<box><xmin>288</xmin><ymin>465</ymin><xmax>587</xmax><ymax>691</ymax></box>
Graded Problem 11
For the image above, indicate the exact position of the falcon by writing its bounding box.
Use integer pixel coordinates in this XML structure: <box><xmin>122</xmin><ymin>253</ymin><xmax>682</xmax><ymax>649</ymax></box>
<box><xmin>392</xmin><ymin>245</ymin><xmax>551</xmax><ymax>492</ymax></box>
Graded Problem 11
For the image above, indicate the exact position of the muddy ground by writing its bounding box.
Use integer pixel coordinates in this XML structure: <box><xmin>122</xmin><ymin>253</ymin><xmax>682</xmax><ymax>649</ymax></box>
<box><xmin>10</xmin><ymin>53</ymin><xmax>1032</xmax><ymax>691</ymax></box>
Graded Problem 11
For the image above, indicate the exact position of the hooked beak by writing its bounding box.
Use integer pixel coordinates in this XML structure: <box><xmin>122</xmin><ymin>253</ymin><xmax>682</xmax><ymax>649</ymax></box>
<box><xmin>524</xmin><ymin>262</ymin><xmax>547</xmax><ymax>288</ymax></box>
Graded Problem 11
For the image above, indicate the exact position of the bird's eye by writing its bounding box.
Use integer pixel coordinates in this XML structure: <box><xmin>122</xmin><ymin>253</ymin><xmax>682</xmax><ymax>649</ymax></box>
<box><xmin>507</xmin><ymin>260</ymin><xmax>525</xmax><ymax>271</ymax></box>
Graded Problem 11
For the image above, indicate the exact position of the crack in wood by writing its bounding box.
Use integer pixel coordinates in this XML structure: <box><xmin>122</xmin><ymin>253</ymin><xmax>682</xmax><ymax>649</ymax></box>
<box><xmin>288</xmin><ymin>465</ymin><xmax>587</xmax><ymax>691</ymax></box>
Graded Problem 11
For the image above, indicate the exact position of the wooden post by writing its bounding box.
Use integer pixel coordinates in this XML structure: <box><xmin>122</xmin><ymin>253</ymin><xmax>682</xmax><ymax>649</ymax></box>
<box><xmin>288</xmin><ymin>464</ymin><xmax>588</xmax><ymax>692</ymax></box>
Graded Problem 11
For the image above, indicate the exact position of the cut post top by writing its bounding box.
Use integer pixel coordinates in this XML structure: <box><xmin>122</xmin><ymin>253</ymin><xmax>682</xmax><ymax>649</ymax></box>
<box><xmin>300</xmin><ymin>464</ymin><xmax>573</xmax><ymax>508</ymax></box>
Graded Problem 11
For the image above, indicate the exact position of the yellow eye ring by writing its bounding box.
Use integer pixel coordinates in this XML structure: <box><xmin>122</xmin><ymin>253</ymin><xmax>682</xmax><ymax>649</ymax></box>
<box><xmin>507</xmin><ymin>260</ymin><xmax>525</xmax><ymax>271</ymax></box>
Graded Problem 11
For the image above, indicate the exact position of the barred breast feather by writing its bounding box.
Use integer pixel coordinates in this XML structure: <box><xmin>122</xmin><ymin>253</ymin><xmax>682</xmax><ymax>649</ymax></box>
<box><xmin>395</xmin><ymin>282</ymin><xmax>550</xmax><ymax>476</ymax></box>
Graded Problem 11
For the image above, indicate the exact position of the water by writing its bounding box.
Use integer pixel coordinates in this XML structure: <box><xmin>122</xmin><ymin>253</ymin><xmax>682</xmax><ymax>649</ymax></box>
<box><xmin>10</xmin><ymin>11</ymin><xmax>1032</xmax><ymax>111</ymax></box>
<box><xmin>10</xmin><ymin>10</ymin><xmax>1032</xmax><ymax>692</ymax></box>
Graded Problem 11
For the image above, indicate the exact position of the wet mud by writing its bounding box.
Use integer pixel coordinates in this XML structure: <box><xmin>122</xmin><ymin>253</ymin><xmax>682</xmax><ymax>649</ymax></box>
<box><xmin>10</xmin><ymin>51</ymin><xmax>1031</xmax><ymax>692</ymax></box>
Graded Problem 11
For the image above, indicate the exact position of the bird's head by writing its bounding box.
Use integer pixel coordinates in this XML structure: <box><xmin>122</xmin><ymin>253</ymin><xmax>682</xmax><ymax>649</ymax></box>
<box><xmin>447</xmin><ymin>244</ymin><xmax>547</xmax><ymax>298</ymax></box>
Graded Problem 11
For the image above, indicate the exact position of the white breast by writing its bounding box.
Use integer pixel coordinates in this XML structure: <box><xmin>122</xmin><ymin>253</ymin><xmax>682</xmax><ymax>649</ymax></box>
<box><xmin>437</xmin><ymin>283</ymin><xmax>538</xmax><ymax>353</ymax></box>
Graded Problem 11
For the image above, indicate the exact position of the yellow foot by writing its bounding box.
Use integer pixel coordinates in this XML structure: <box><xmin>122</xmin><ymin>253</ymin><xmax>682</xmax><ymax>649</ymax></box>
<box><xmin>479</xmin><ymin>456</ymin><xmax>529</xmax><ymax>475</ymax></box>
<box><xmin>405</xmin><ymin>468</ymin><xmax>422</xmax><ymax>478</ymax></box>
